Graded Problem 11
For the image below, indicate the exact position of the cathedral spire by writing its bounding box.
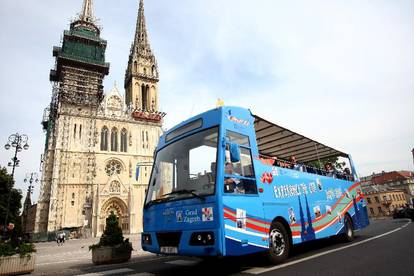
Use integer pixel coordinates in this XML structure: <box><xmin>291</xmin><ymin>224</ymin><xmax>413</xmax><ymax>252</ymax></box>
<box><xmin>79</xmin><ymin>0</ymin><xmax>94</xmax><ymax>23</ymax></box>
<box><xmin>133</xmin><ymin>0</ymin><xmax>152</xmax><ymax>56</ymax></box>
<box><xmin>124</xmin><ymin>0</ymin><xmax>160</xmax><ymax>113</ymax></box>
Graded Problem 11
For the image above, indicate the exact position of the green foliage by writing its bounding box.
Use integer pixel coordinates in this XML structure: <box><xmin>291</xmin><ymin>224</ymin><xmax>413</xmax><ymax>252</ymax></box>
<box><xmin>0</xmin><ymin>243</ymin><xmax>36</xmax><ymax>258</ymax></box>
<box><xmin>17</xmin><ymin>243</ymin><xmax>36</xmax><ymax>257</ymax></box>
<box><xmin>0</xmin><ymin>243</ymin><xmax>14</xmax><ymax>257</ymax></box>
<box><xmin>0</xmin><ymin>167</ymin><xmax>22</xmax><ymax>229</ymax></box>
<box><xmin>99</xmin><ymin>212</ymin><xmax>124</xmax><ymax>246</ymax></box>
<box><xmin>306</xmin><ymin>157</ymin><xmax>346</xmax><ymax>171</ymax></box>
<box><xmin>89</xmin><ymin>212</ymin><xmax>131</xmax><ymax>251</ymax></box>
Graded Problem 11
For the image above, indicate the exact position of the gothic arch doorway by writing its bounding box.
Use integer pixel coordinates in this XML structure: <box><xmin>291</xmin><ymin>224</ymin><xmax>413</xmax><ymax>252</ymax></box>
<box><xmin>99</xmin><ymin>197</ymin><xmax>129</xmax><ymax>234</ymax></box>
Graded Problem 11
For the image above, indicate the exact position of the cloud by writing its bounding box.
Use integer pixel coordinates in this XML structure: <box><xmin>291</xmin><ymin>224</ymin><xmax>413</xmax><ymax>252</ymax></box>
<box><xmin>0</xmin><ymin>0</ymin><xmax>413</xmax><ymax>203</ymax></box>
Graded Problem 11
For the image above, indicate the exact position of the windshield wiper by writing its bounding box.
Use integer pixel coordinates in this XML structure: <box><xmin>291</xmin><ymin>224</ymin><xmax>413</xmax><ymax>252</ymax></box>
<box><xmin>145</xmin><ymin>197</ymin><xmax>171</xmax><ymax>208</ymax></box>
<box><xmin>163</xmin><ymin>189</ymin><xmax>206</xmax><ymax>201</ymax></box>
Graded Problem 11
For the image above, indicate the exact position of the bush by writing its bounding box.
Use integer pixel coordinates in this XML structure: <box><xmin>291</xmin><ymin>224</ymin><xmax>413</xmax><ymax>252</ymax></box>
<box><xmin>89</xmin><ymin>212</ymin><xmax>132</xmax><ymax>251</ymax></box>
<box><xmin>0</xmin><ymin>243</ymin><xmax>14</xmax><ymax>257</ymax></box>
<box><xmin>17</xmin><ymin>243</ymin><xmax>36</xmax><ymax>257</ymax></box>
<box><xmin>0</xmin><ymin>242</ymin><xmax>36</xmax><ymax>258</ymax></box>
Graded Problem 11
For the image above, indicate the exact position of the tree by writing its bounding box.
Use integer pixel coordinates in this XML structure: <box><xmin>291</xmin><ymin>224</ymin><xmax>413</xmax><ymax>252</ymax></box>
<box><xmin>0</xmin><ymin>167</ymin><xmax>22</xmax><ymax>232</ymax></box>
<box><xmin>99</xmin><ymin>212</ymin><xmax>124</xmax><ymax>246</ymax></box>
<box><xmin>89</xmin><ymin>211</ymin><xmax>132</xmax><ymax>251</ymax></box>
<box><xmin>306</xmin><ymin>156</ymin><xmax>346</xmax><ymax>171</ymax></box>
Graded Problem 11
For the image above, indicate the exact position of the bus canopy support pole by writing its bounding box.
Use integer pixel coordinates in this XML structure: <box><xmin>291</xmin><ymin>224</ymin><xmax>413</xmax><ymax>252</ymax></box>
<box><xmin>348</xmin><ymin>154</ymin><xmax>359</xmax><ymax>181</ymax></box>
<box><xmin>314</xmin><ymin>143</ymin><xmax>322</xmax><ymax>168</ymax></box>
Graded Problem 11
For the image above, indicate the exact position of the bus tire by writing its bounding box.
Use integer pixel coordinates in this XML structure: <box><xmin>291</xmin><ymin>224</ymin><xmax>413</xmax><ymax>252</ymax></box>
<box><xmin>341</xmin><ymin>214</ymin><xmax>354</xmax><ymax>242</ymax></box>
<box><xmin>267</xmin><ymin>221</ymin><xmax>290</xmax><ymax>264</ymax></box>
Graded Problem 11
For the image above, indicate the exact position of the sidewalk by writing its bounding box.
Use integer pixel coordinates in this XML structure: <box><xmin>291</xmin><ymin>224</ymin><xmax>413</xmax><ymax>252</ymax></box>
<box><xmin>36</xmin><ymin>234</ymin><xmax>145</xmax><ymax>266</ymax></box>
<box><xmin>34</xmin><ymin>233</ymin><xmax>148</xmax><ymax>274</ymax></box>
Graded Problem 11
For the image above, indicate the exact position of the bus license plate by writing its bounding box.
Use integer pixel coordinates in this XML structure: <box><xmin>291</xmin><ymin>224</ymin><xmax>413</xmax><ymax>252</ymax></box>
<box><xmin>160</xmin><ymin>246</ymin><xmax>178</xmax><ymax>254</ymax></box>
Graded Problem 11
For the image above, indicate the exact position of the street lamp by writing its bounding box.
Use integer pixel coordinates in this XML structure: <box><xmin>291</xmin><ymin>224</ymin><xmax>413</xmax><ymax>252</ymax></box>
<box><xmin>3</xmin><ymin>133</ymin><xmax>29</xmax><ymax>232</ymax></box>
<box><xmin>24</xmin><ymin>172</ymin><xmax>39</xmax><ymax>195</ymax></box>
<box><xmin>22</xmin><ymin>172</ymin><xmax>38</xmax><ymax>234</ymax></box>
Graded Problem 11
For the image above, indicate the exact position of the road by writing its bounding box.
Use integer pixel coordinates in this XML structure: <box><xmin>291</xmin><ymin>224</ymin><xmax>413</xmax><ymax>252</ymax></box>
<box><xmin>33</xmin><ymin>218</ymin><xmax>413</xmax><ymax>276</ymax></box>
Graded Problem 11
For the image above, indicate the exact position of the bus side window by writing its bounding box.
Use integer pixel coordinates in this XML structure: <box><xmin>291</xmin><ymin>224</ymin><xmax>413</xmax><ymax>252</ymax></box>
<box><xmin>224</xmin><ymin>132</ymin><xmax>257</xmax><ymax>195</ymax></box>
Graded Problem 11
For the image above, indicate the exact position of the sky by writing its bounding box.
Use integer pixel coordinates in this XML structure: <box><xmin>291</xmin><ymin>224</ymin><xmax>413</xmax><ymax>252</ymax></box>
<box><xmin>0</xmin><ymin>0</ymin><xmax>413</xmax><ymax>204</ymax></box>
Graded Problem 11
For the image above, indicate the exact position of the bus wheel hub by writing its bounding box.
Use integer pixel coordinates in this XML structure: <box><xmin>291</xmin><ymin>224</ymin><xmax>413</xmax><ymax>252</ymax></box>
<box><xmin>270</xmin><ymin>229</ymin><xmax>285</xmax><ymax>256</ymax></box>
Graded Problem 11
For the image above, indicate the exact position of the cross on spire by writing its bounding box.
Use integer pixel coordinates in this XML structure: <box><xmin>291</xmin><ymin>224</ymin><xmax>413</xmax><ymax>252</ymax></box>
<box><xmin>79</xmin><ymin>0</ymin><xmax>94</xmax><ymax>23</ymax></box>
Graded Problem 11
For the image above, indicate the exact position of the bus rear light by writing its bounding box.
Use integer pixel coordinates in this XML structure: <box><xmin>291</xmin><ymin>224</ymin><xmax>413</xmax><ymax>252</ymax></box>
<box><xmin>190</xmin><ymin>232</ymin><xmax>215</xmax><ymax>246</ymax></box>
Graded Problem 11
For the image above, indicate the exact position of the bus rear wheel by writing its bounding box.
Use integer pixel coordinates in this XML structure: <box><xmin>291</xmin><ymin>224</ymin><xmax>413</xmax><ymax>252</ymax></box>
<box><xmin>267</xmin><ymin>221</ymin><xmax>290</xmax><ymax>264</ymax></box>
<box><xmin>341</xmin><ymin>214</ymin><xmax>354</xmax><ymax>242</ymax></box>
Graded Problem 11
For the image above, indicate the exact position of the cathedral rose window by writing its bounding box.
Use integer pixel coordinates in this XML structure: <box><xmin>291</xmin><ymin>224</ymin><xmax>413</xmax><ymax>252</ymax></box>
<box><xmin>105</xmin><ymin>160</ymin><xmax>122</xmax><ymax>176</ymax></box>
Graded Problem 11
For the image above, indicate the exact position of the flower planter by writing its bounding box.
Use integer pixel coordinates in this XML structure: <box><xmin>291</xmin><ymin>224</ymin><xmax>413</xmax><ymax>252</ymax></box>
<box><xmin>0</xmin><ymin>254</ymin><xmax>36</xmax><ymax>275</ymax></box>
<box><xmin>91</xmin><ymin>243</ymin><xmax>132</xmax><ymax>265</ymax></box>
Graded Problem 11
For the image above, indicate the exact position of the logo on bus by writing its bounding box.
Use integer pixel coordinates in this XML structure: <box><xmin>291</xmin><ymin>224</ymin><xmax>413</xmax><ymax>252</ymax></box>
<box><xmin>202</xmin><ymin>207</ymin><xmax>214</xmax><ymax>222</ymax></box>
<box><xmin>260</xmin><ymin>172</ymin><xmax>273</xmax><ymax>184</ymax></box>
<box><xmin>226</xmin><ymin>115</ymin><xmax>250</xmax><ymax>126</ymax></box>
<box><xmin>176</xmin><ymin>211</ymin><xmax>183</xmax><ymax>222</ymax></box>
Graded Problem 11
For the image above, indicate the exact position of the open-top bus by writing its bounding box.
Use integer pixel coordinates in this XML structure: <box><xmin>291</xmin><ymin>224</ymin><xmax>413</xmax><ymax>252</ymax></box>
<box><xmin>142</xmin><ymin>106</ymin><xmax>369</xmax><ymax>263</ymax></box>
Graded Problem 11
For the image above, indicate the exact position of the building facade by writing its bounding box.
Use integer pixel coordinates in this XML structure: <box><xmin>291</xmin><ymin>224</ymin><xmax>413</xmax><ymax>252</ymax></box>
<box><xmin>35</xmin><ymin>0</ymin><xmax>163</xmax><ymax>237</ymax></box>
<box><xmin>361</xmin><ymin>170</ymin><xmax>414</xmax><ymax>208</ymax></box>
<box><xmin>364</xmin><ymin>188</ymin><xmax>408</xmax><ymax>217</ymax></box>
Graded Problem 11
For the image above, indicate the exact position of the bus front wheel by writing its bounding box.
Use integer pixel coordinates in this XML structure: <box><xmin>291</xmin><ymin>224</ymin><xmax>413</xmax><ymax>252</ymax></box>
<box><xmin>267</xmin><ymin>221</ymin><xmax>290</xmax><ymax>264</ymax></box>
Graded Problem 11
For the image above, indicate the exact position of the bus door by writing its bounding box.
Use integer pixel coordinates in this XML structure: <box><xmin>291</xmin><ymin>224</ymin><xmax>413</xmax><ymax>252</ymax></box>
<box><xmin>222</xmin><ymin>131</ymin><xmax>265</xmax><ymax>255</ymax></box>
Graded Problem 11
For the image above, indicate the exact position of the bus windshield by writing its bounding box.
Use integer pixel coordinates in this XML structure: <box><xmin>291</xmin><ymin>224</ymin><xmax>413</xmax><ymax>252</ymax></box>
<box><xmin>145</xmin><ymin>127</ymin><xmax>219</xmax><ymax>206</ymax></box>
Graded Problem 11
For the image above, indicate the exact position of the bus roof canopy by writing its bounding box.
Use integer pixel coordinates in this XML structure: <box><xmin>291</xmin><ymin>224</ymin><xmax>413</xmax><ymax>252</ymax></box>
<box><xmin>253</xmin><ymin>114</ymin><xmax>348</xmax><ymax>163</ymax></box>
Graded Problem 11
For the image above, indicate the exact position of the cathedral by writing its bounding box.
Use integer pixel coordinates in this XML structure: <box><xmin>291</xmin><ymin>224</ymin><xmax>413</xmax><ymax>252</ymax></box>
<box><xmin>35</xmin><ymin>0</ymin><xmax>163</xmax><ymax>237</ymax></box>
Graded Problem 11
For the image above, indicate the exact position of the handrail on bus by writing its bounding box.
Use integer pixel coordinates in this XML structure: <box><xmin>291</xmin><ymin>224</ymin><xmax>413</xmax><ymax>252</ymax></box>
<box><xmin>258</xmin><ymin>154</ymin><xmax>354</xmax><ymax>181</ymax></box>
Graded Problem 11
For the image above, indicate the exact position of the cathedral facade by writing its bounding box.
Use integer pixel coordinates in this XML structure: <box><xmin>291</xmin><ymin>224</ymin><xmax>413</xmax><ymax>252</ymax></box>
<box><xmin>35</xmin><ymin>0</ymin><xmax>163</xmax><ymax>237</ymax></box>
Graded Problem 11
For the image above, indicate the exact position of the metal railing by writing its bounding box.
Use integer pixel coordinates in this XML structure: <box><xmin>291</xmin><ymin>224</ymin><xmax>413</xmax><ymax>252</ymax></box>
<box><xmin>258</xmin><ymin>154</ymin><xmax>354</xmax><ymax>181</ymax></box>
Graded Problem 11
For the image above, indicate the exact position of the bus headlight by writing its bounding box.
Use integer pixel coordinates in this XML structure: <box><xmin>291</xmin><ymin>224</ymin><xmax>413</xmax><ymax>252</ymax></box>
<box><xmin>142</xmin><ymin>233</ymin><xmax>152</xmax><ymax>245</ymax></box>
<box><xmin>190</xmin><ymin>232</ymin><xmax>214</xmax><ymax>246</ymax></box>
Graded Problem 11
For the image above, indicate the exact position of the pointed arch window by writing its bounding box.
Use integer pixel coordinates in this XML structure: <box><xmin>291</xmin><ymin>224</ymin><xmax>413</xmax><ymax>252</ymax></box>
<box><xmin>111</xmin><ymin>127</ymin><xmax>118</xmax><ymax>152</ymax></box>
<box><xmin>121</xmin><ymin>129</ymin><xmax>128</xmax><ymax>152</ymax></box>
<box><xmin>101</xmin><ymin>126</ymin><xmax>108</xmax><ymax>151</ymax></box>
<box><xmin>141</xmin><ymin>84</ymin><xmax>148</xmax><ymax>110</ymax></box>
<box><xmin>134</xmin><ymin>61</ymin><xmax>138</xmax><ymax>73</ymax></box>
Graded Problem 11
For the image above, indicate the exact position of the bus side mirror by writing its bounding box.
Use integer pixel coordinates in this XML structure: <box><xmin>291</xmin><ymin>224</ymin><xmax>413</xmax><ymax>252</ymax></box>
<box><xmin>229</xmin><ymin>143</ymin><xmax>241</xmax><ymax>163</ymax></box>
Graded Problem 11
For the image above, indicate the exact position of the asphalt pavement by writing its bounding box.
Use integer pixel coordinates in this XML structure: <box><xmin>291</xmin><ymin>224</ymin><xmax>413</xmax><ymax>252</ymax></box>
<box><xmin>33</xmin><ymin>218</ymin><xmax>414</xmax><ymax>276</ymax></box>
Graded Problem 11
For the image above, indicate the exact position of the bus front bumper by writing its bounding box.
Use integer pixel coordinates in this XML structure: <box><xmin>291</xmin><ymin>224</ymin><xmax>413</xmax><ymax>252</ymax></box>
<box><xmin>141</xmin><ymin>229</ymin><xmax>222</xmax><ymax>257</ymax></box>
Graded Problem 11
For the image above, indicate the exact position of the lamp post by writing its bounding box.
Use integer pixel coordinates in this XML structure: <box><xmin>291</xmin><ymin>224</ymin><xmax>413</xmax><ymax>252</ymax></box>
<box><xmin>22</xmin><ymin>172</ymin><xmax>38</xmax><ymax>234</ymax></box>
<box><xmin>3</xmin><ymin>133</ymin><xmax>29</xmax><ymax>232</ymax></box>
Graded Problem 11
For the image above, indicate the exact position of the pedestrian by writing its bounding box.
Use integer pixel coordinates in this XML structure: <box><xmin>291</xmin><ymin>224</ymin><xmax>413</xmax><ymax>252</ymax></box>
<box><xmin>56</xmin><ymin>232</ymin><xmax>65</xmax><ymax>246</ymax></box>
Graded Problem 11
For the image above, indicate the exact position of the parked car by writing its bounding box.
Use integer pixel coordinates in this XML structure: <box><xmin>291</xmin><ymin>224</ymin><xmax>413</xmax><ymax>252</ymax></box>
<box><xmin>393</xmin><ymin>207</ymin><xmax>414</xmax><ymax>221</ymax></box>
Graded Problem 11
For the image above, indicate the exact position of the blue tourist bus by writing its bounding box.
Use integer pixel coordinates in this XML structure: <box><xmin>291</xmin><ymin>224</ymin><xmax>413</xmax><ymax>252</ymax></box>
<box><xmin>141</xmin><ymin>106</ymin><xmax>369</xmax><ymax>263</ymax></box>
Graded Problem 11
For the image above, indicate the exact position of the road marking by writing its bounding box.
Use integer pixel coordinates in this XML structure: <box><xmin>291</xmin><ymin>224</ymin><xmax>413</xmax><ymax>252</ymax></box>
<box><xmin>36</xmin><ymin>252</ymin><xmax>155</xmax><ymax>266</ymax></box>
<box><xmin>37</xmin><ymin>257</ymin><xmax>91</xmax><ymax>266</ymax></box>
<box><xmin>165</xmin><ymin>259</ymin><xmax>199</xmax><ymax>266</ymax></box>
<box><xmin>129</xmin><ymin>273</ymin><xmax>155</xmax><ymax>276</ymax></box>
<box><xmin>243</xmin><ymin>220</ymin><xmax>411</xmax><ymax>274</ymax></box>
<box><xmin>75</xmin><ymin>268</ymin><xmax>134</xmax><ymax>276</ymax></box>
